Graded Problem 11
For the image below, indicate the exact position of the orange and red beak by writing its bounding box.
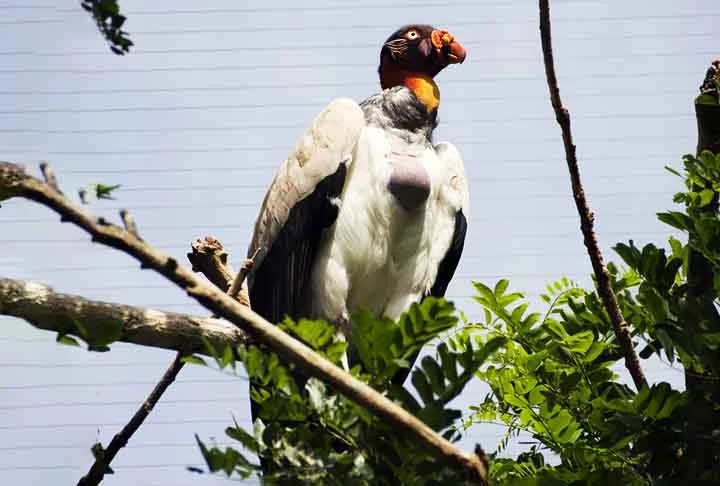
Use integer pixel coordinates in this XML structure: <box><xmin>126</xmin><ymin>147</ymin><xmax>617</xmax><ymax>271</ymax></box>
<box><xmin>431</xmin><ymin>29</ymin><xmax>466</xmax><ymax>64</ymax></box>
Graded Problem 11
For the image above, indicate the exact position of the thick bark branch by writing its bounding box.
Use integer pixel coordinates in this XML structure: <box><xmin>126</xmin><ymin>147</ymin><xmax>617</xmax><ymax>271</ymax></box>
<box><xmin>0</xmin><ymin>278</ymin><xmax>247</xmax><ymax>354</ymax></box>
<box><xmin>0</xmin><ymin>162</ymin><xmax>487</xmax><ymax>484</ymax></box>
<box><xmin>683</xmin><ymin>58</ymin><xmax>720</xmax><ymax>480</ymax></box>
<box><xmin>538</xmin><ymin>0</ymin><xmax>647</xmax><ymax>390</ymax></box>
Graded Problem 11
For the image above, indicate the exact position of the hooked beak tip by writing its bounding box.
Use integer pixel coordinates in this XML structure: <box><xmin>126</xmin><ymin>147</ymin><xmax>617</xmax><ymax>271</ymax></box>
<box><xmin>431</xmin><ymin>30</ymin><xmax>467</xmax><ymax>64</ymax></box>
<box><xmin>447</xmin><ymin>41</ymin><xmax>467</xmax><ymax>64</ymax></box>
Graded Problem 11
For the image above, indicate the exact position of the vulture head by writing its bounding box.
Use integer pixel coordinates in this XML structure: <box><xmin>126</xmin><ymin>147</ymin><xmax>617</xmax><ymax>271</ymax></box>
<box><xmin>379</xmin><ymin>25</ymin><xmax>466</xmax><ymax>112</ymax></box>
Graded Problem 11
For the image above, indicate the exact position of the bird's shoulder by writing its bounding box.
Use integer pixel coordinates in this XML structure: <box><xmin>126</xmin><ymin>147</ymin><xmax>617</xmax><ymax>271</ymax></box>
<box><xmin>247</xmin><ymin>98</ymin><xmax>365</xmax><ymax>260</ymax></box>
<box><xmin>434</xmin><ymin>141</ymin><xmax>470</xmax><ymax>215</ymax></box>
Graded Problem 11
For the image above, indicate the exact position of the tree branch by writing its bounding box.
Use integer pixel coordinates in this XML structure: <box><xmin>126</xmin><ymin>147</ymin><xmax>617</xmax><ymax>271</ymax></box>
<box><xmin>538</xmin><ymin>0</ymin><xmax>647</xmax><ymax>390</ymax></box>
<box><xmin>79</xmin><ymin>205</ymin><xmax>181</xmax><ymax>486</ymax></box>
<box><xmin>187</xmin><ymin>236</ymin><xmax>250</xmax><ymax>308</ymax></box>
<box><xmin>119</xmin><ymin>208</ymin><xmax>139</xmax><ymax>238</ymax></box>
<box><xmin>0</xmin><ymin>278</ymin><xmax>247</xmax><ymax>354</ymax></box>
<box><xmin>40</xmin><ymin>161</ymin><xmax>61</xmax><ymax>193</ymax></box>
<box><xmin>77</xmin><ymin>353</ymin><xmax>185</xmax><ymax>486</ymax></box>
<box><xmin>77</xmin><ymin>222</ymin><xmax>263</xmax><ymax>484</ymax></box>
<box><xmin>683</xmin><ymin>58</ymin><xmax>720</xmax><ymax>479</ymax></box>
<box><xmin>227</xmin><ymin>246</ymin><xmax>262</xmax><ymax>302</ymax></box>
<box><xmin>0</xmin><ymin>162</ymin><xmax>488</xmax><ymax>484</ymax></box>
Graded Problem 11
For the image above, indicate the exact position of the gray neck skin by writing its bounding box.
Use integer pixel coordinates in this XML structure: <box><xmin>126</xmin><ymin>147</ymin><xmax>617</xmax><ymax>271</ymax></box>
<box><xmin>360</xmin><ymin>86</ymin><xmax>438</xmax><ymax>141</ymax></box>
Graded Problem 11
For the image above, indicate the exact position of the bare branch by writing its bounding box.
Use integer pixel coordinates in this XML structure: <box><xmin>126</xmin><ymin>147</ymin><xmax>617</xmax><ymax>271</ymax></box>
<box><xmin>0</xmin><ymin>277</ymin><xmax>247</xmax><ymax>353</ymax></box>
<box><xmin>39</xmin><ymin>161</ymin><xmax>60</xmax><ymax>193</ymax></box>
<box><xmin>0</xmin><ymin>161</ymin><xmax>488</xmax><ymax>484</ymax></box>
<box><xmin>78</xmin><ymin>236</ymin><xmax>262</xmax><ymax>485</ymax></box>
<box><xmin>227</xmin><ymin>246</ymin><xmax>262</xmax><ymax>302</ymax></box>
<box><xmin>81</xmin><ymin>206</ymin><xmax>175</xmax><ymax>485</ymax></box>
<box><xmin>119</xmin><ymin>209</ymin><xmax>139</xmax><ymax>238</ymax></box>
<box><xmin>187</xmin><ymin>236</ymin><xmax>250</xmax><ymax>308</ymax></box>
<box><xmin>538</xmin><ymin>0</ymin><xmax>647</xmax><ymax>390</ymax></box>
<box><xmin>77</xmin><ymin>354</ymin><xmax>185</xmax><ymax>486</ymax></box>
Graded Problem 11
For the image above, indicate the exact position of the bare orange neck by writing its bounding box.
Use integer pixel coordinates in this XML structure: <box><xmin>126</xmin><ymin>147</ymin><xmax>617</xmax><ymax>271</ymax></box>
<box><xmin>380</xmin><ymin>61</ymin><xmax>440</xmax><ymax>113</ymax></box>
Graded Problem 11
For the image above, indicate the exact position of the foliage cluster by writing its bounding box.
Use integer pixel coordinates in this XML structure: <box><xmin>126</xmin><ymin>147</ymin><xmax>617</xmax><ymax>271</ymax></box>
<box><xmin>81</xmin><ymin>0</ymin><xmax>133</xmax><ymax>55</ymax></box>
<box><xmin>190</xmin><ymin>151</ymin><xmax>720</xmax><ymax>485</ymax></box>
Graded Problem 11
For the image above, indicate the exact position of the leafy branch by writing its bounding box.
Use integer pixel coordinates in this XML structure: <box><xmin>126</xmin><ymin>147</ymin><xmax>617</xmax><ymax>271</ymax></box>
<box><xmin>0</xmin><ymin>161</ymin><xmax>488</xmax><ymax>484</ymax></box>
<box><xmin>81</xmin><ymin>0</ymin><xmax>133</xmax><ymax>55</ymax></box>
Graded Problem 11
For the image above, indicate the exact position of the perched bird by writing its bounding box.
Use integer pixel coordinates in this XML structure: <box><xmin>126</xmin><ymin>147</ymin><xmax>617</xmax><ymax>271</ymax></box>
<box><xmin>247</xmin><ymin>24</ymin><xmax>469</xmax><ymax>357</ymax></box>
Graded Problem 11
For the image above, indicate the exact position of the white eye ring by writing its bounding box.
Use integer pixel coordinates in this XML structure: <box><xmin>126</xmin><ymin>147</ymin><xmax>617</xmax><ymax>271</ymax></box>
<box><xmin>406</xmin><ymin>30</ymin><xmax>418</xmax><ymax>39</ymax></box>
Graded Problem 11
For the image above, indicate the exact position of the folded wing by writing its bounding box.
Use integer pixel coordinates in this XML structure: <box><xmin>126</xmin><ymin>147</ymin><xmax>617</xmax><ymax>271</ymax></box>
<box><xmin>247</xmin><ymin>98</ymin><xmax>366</xmax><ymax>324</ymax></box>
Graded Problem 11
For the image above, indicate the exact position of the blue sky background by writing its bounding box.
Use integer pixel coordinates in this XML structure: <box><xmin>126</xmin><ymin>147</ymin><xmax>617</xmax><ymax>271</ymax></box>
<box><xmin>0</xmin><ymin>1</ymin><xmax>717</xmax><ymax>484</ymax></box>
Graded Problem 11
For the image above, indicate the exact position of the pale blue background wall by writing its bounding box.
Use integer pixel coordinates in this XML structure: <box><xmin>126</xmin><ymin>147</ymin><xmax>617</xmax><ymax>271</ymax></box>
<box><xmin>0</xmin><ymin>1</ymin><xmax>716</xmax><ymax>484</ymax></box>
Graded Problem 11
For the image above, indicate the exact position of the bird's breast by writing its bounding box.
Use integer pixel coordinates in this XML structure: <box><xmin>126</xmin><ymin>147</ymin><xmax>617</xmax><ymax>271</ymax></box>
<box><xmin>388</xmin><ymin>151</ymin><xmax>431</xmax><ymax>210</ymax></box>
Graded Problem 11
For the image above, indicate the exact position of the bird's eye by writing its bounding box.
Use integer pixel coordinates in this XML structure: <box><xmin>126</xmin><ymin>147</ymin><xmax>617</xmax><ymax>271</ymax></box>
<box><xmin>406</xmin><ymin>30</ymin><xmax>418</xmax><ymax>40</ymax></box>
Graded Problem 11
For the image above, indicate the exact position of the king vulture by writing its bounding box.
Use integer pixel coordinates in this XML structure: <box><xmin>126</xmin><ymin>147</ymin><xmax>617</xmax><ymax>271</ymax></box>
<box><xmin>247</xmin><ymin>25</ymin><xmax>469</xmax><ymax>367</ymax></box>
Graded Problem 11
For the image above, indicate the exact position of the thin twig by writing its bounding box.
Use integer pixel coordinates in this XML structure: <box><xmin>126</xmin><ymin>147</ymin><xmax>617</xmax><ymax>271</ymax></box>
<box><xmin>227</xmin><ymin>247</ymin><xmax>263</xmax><ymax>300</ymax></box>
<box><xmin>39</xmin><ymin>161</ymin><xmax>60</xmax><ymax>193</ymax></box>
<box><xmin>0</xmin><ymin>160</ymin><xmax>487</xmax><ymax>483</ymax></box>
<box><xmin>79</xmin><ymin>205</ymin><xmax>184</xmax><ymax>486</ymax></box>
<box><xmin>538</xmin><ymin>0</ymin><xmax>647</xmax><ymax>390</ymax></box>
<box><xmin>119</xmin><ymin>209</ymin><xmax>139</xmax><ymax>238</ymax></box>
<box><xmin>78</xmin><ymin>243</ymin><xmax>263</xmax><ymax>483</ymax></box>
<box><xmin>77</xmin><ymin>354</ymin><xmax>185</xmax><ymax>486</ymax></box>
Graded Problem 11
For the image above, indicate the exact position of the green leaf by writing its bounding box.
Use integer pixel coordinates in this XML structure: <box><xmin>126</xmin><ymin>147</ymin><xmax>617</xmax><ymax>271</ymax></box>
<box><xmin>655</xmin><ymin>328</ymin><xmax>675</xmax><ymax>363</ymax></box>
<box><xmin>282</xmin><ymin>317</ymin><xmax>334</xmax><ymax>349</ymax></box>
<box><xmin>411</xmin><ymin>369</ymin><xmax>434</xmax><ymax>405</ymax></box>
<box><xmin>203</xmin><ymin>336</ymin><xmax>221</xmax><ymax>363</ymax></box>
<box><xmin>665</xmin><ymin>165</ymin><xmax>683</xmax><ymax>177</ymax></box>
<box><xmin>225</xmin><ymin>424</ymin><xmax>260</xmax><ymax>454</ymax></box>
<box><xmin>654</xmin><ymin>389</ymin><xmax>685</xmax><ymax>419</ymax></box>
<box><xmin>583</xmin><ymin>341</ymin><xmax>605</xmax><ymax>363</ymax></box>
<box><xmin>696</xmin><ymin>93</ymin><xmax>720</xmax><ymax>105</ymax></box>
<box><xmin>95</xmin><ymin>183</ymin><xmax>121</xmax><ymax>200</ymax></box>
<box><xmin>181</xmin><ymin>355</ymin><xmax>207</xmax><ymax>366</ymax></box>
<box><xmin>613</xmin><ymin>241</ymin><xmax>641</xmax><ymax>267</ymax></box>
<box><xmin>221</xmin><ymin>345</ymin><xmax>236</xmax><ymax>370</ymax></box>
<box><xmin>438</xmin><ymin>343</ymin><xmax>458</xmax><ymax>382</ymax></box>
<box><xmin>698</xmin><ymin>188</ymin><xmax>716</xmax><ymax>207</ymax></box>
<box><xmin>351</xmin><ymin>309</ymin><xmax>402</xmax><ymax>380</ymax></box>
<box><xmin>415</xmin><ymin>402</ymin><xmax>461</xmax><ymax>431</ymax></box>
<box><xmin>566</xmin><ymin>330</ymin><xmax>594</xmax><ymax>354</ymax></box>
<box><xmin>56</xmin><ymin>334</ymin><xmax>80</xmax><ymax>347</ymax></box>
<box><xmin>421</xmin><ymin>357</ymin><xmax>446</xmax><ymax>395</ymax></box>
<box><xmin>657</xmin><ymin>211</ymin><xmax>693</xmax><ymax>232</ymax></box>
<box><xmin>639</xmin><ymin>341</ymin><xmax>658</xmax><ymax>359</ymax></box>
<box><xmin>472</xmin><ymin>281</ymin><xmax>494</xmax><ymax>301</ymax></box>
<box><xmin>545</xmin><ymin>320</ymin><xmax>568</xmax><ymax>340</ymax></box>
<box><xmin>388</xmin><ymin>384</ymin><xmax>421</xmax><ymax>412</ymax></box>
<box><xmin>494</xmin><ymin>279</ymin><xmax>510</xmax><ymax>296</ymax></box>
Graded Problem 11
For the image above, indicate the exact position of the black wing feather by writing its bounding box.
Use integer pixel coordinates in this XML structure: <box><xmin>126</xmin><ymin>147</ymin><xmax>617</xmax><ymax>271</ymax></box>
<box><xmin>249</xmin><ymin>162</ymin><xmax>347</xmax><ymax>325</ymax></box>
<box><xmin>429</xmin><ymin>209</ymin><xmax>467</xmax><ymax>297</ymax></box>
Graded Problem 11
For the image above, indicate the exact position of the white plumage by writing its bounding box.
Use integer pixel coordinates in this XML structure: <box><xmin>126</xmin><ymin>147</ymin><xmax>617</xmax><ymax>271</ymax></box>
<box><xmin>246</xmin><ymin>94</ymin><xmax>469</xmax><ymax>336</ymax></box>
<box><xmin>310</xmin><ymin>108</ymin><xmax>469</xmax><ymax>334</ymax></box>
